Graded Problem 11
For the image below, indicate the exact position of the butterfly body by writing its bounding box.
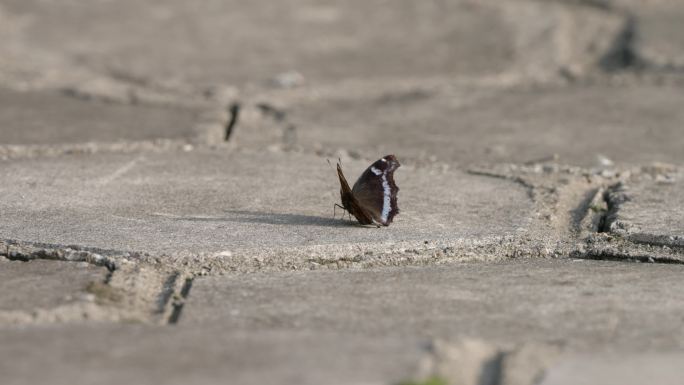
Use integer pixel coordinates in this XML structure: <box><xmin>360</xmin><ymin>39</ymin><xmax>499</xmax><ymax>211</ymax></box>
<box><xmin>336</xmin><ymin>155</ymin><xmax>400</xmax><ymax>226</ymax></box>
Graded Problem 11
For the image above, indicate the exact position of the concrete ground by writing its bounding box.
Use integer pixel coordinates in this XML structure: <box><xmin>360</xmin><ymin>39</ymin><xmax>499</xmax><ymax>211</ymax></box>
<box><xmin>1</xmin><ymin>1</ymin><xmax>684</xmax><ymax>384</ymax></box>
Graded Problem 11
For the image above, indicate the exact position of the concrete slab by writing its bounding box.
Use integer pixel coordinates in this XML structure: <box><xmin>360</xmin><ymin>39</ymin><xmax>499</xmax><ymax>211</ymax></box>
<box><xmin>0</xmin><ymin>0</ymin><xmax>505</xmax><ymax>86</ymax></box>
<box><xmin>0</xmin><ymin>88</ymin><xmax>199</xmax><ymax>145</ymax></box>
<box><xmin>0</xmin><ymin>0</ymin><xmax>623</xmax><ymax>87</ymax></box>
<box><xmin>0</xmin><ymin>258</ymin><xmax>115</xmax><ymax>324</ymax></box>
<box><xmin>0</xmin><ymin>324</ymin><xmax>424</xmax><ymax>385</ymax></box>
<box><xmin>0</xmin><ymin>150</ymin><xmax>533</xmax><ymax>263</ymax></box>
<box><xmin>2</xmin><ymin>258</ymin><xmax>684</xmax><ymax>385</ymax></box>
<box><xmin>0</xmin><ymin>258</ymin><xmax>106</xmax><ymax>313</ymax></box>
<box><xmin>540</xmin><ymin>352</ymin><xmax>684</xmax><ymax>385</ymax></box>
<box><xmin>260</xmin><ymin>83</ymin><xmax>684</xmax><ymax>167</ymax></box>
<box><xmin>183</xmin><ymin>259</ymin><xmax>684</xmax><ymax>351</ymax></box>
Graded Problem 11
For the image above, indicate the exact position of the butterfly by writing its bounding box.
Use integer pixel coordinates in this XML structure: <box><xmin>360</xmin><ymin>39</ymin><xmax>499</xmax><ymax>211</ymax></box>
<box><xmin>334</xmin><ymin>155</ymin><xmax>400</xmax><ymax>226</ymax></box>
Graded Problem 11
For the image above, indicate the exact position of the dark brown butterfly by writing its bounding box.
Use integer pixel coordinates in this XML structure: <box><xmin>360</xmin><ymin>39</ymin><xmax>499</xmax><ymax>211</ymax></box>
<box><xmin>335</xmin><ymin>155</ymin><xmax>400</xmax><ymax>226</ymax></box>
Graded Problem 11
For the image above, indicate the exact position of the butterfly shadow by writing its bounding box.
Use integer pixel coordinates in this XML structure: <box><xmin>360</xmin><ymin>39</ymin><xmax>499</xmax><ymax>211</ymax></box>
<box><xmin>175</xmin><ymin>210</ymin><xmax>355</xmax><ymax>228</ymax></box>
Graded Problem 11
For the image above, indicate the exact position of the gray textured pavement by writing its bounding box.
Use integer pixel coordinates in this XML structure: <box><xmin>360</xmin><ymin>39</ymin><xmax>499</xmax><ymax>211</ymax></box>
<box><xmin>275</xmin><ymin>83</ymin><xmax>684</xmax><ymax>166</ymax></box>
<box><xmin>0</xmin><ymin>259</ymin><xmax>106</xmax><ymax>322</ymax></box>
<box><xmin>540</xmin><ymin>353</ymin><xmax>684</xmax><ymax>385</ymax></box>
<box><xmin>185</xmin><ymin>259</ymin><xmax>684</xmax><ymax>351</ymax></box>
<box><xmin>0</xmin><ymin>88</ymin><xmax>200</xmax><ymax>145</ymax></box>
<box><xmin>2</xmin><ymin>0</ymin><xmax>684</xmax><ymax>384</ymax></box>
<box><xmin>0</xmin><ymin>0</ymin><xmax>623</xmax><ymax>87</ymax></box>
<box><xmin>0</xmin><ymin>326</ymin><xmax>425</xmax><ymax>385</ymax></box>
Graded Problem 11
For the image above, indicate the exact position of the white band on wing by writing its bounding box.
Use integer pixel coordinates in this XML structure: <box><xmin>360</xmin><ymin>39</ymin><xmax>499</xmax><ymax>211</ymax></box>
<box><xmin>380</xmin><ymin>172</ymin><xmax>391</xmax><ymax>223</ymax></box>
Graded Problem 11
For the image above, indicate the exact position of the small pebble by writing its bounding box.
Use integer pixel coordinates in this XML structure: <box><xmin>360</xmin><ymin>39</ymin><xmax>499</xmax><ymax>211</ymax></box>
<box><xmin>596</xmin><ymin>154</ymin><xmax>614</xmax><ymax>167</ymax></box>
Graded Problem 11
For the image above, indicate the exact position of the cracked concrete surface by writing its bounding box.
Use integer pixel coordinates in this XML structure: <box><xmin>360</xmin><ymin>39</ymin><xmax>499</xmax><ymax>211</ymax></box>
<box><xmin>1</xmin><ymin>0</ymin><xmax>684</xmax><ymax>384</ymax></box>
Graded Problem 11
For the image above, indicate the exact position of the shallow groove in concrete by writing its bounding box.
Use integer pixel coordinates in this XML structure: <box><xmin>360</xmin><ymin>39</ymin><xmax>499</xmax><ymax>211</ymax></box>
<box><xmin>224</xmin><ymin>103</ymin><xmax>240</xmax><ymax>141</ymax></box>
<box><xmin>168</xmin><ymin>278</ymin><xmax>194</xmax><ymax>325</ymax></box>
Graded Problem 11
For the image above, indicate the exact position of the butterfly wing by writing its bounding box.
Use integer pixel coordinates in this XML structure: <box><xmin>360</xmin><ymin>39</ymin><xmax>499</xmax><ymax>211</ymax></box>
<box><xmin>337</xmin><ymin>163</ymin><xmax>374</xmax><ymax>225</ymax></box>
<box><xmin>351</xmin><ymin>155</ymin><xmax>400</xmax><ymax>226</ymax></box>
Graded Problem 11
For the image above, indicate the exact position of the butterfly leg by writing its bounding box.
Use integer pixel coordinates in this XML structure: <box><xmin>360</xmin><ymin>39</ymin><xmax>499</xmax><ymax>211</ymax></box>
<box><xmin>333</xmin><ymin>203</ymin><xmax>345</xmax><ymax>219</ymax></box>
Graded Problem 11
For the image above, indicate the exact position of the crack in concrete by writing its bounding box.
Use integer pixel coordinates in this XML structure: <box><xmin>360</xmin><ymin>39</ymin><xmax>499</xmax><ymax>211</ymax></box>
<box><xmin>168</xmin><ymin>277</ymin><xmax>194</xmax><ymax>325</ymax></box>
<box><xmin>600</xmin><ymin>15</ymin><xmax>643</xmax><ymax>71</ymax></box>
<box><xmin>596</xmin><ymin>184</ymin><xmax>619</xmax><ymax>233</ymax></box>
<box><xmin>1</xmin><ymin>239</ymin><xmax>120</xmax><ymax>271</ymax></box>
<box><xmin>224</xmin><ymin>103</ymin><xmax>240</xmax><ymax>141</ymax></box>
<box><xmin>598</xmin><ymin>182</ymin><xmax>630</xmax><ymax>234</ymax></box>
<box><xmin>469</xmin><ymin>163</ymin><xmax>684</xmax><ymax>266</ymax></box>
<box><xmin>571</xmin><ymin>168</ymin><xmax>684</xmax><ymax>264</ymax></box>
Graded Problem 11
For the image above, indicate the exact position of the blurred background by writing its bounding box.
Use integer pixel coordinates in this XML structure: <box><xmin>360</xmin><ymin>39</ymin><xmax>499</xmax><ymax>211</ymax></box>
<box><xmin>1</xmin><ymin>0</ymin><xmax>683</xmax><ymax>167</ymax></box>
